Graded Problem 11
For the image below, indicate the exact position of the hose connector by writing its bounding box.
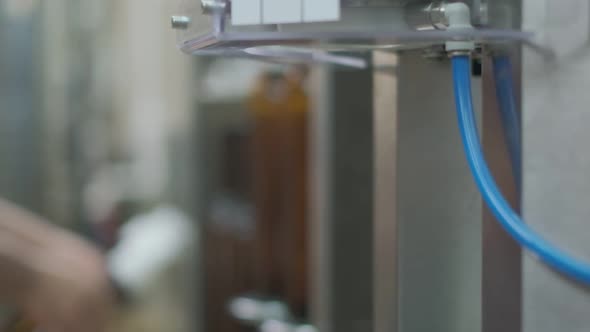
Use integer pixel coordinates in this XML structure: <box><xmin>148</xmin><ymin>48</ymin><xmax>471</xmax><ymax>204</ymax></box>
<box><xmin>444</xmin><ymin>2</ymin><xmax>475</xmax><ymax>54</ymax></box>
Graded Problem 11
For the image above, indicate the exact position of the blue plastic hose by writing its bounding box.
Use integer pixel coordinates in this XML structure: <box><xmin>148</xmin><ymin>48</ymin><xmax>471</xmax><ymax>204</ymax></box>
<box><xmin>452</xmin><ymin>55</ymin><xmax>590</xmax><ymax>285</ymax></box>
<box><xmin>492</xmin><ymin>56</ymin><xmax>522</xmax><ymax>192</ymax></box>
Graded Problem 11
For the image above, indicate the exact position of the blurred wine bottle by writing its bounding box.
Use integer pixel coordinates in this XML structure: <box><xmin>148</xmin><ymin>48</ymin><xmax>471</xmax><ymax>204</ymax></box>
<box><xmin>248</xmin><ymin>65</ymin><xmax>310</xmax><ymax>317</ymax></box>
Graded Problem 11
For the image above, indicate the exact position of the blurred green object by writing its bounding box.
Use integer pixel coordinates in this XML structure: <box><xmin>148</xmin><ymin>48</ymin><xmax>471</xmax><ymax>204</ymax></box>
<box><xmin>2</xmin><ymin>316</ymin><xmax>35</xmax><ymax>332</ymax></box>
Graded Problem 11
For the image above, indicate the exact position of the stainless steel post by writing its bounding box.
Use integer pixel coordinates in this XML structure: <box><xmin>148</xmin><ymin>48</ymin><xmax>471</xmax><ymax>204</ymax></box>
<box><xmin>309</xmin><ymin>53</ymin><xmax>375</xmax><ymax>332</ymax></box>
<box><xmin>394</xmin><ymin>53</ymin><xmax>483</xmax><ymax>332</ymax></box>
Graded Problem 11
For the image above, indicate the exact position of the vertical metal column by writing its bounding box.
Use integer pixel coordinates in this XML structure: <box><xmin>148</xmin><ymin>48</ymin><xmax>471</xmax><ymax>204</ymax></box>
<box><xmin>373</xmin><ymin>52</ymin><xmax>398</xmax><ymax>332</ymax></box>
<box><xmin>522</xmin><ymin>1</ymin><xmax>590</xmax><ymax>331</ymax></box>
<box><xmin>395</xmin><ymin>53</ymin><xmax>482</xmax><ymax>332</ymax></box>
<box><xmin>310</xmin><ymin>54</ymin><xmax>374</xmax><ymax>332</ymax></box>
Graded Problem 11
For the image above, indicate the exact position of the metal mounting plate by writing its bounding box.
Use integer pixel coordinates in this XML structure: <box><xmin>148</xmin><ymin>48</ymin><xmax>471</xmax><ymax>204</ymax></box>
<box><xmin>173</xmin><ymin>0</ymin><xmax>535</xmax><ymax>66</ymax></box>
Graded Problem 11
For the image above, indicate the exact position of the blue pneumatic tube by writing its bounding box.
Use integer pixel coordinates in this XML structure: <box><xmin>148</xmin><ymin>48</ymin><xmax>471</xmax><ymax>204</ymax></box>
<box><xmin>452</xmin><ymin>54</ymin><xmax>590</xmax><ymax>285</ymax></box>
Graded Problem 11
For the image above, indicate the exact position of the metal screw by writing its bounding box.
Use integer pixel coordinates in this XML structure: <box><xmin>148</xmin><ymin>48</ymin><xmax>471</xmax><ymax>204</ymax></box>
<box><xmin>171</xmin><ymin>16</ymin><xmax>191</xmax><ymax>30</ymax></box>
<box><xmin>201</xmin><ymin>0</ymin><xmax>228</xmax><ymax>15</ymax></box>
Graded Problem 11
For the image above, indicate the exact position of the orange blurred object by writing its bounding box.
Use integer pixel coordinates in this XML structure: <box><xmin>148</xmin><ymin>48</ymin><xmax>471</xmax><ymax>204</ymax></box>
<box><xmin>248</xmin><ymin>66</ymin><xmax>310</xmax><ymax>316</ymax></box>
<box><xmin>203</xmin><ymin>65</ymin><xmax>311</xmax><ymax>332</ymax></box>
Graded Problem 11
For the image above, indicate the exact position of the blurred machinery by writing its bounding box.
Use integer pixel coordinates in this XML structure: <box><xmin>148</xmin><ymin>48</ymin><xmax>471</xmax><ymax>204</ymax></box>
<box><xmin>173</xmin><ymin>1</ymin><xmax>590</xmax><ymax>332</ymax></box>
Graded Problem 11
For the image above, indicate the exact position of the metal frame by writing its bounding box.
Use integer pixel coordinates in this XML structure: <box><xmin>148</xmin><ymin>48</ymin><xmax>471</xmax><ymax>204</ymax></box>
<box><xmin>309</xmin><ymin>53</ymin><xmax>375</xmax><ymax>332</ymax></box>
<box><xmin>394</xmin><ymin>52</ymin><xmax>483</xmax><ymax>332</ymax></box>
<box><xmin>373</xmin><ymin>51</ymin><xmax>398</xmax><ymax>332</ymax></box>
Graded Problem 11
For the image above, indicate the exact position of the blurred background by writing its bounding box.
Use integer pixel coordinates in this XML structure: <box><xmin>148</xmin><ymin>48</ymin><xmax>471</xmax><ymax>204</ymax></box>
<box><xmin>1</xmin><ymin>1</ymin><xmax>583</xmax><ymax>332</ymax></box>
<box><xmin>0</xmin><ymin>0</ymin><xmax>526</xmax><ymax>332</ymax></box>
<box><xmin>1</xmin><ymin>0</ymin><xmax>199</xmax><ymax>330</ymax></box>
<box><xmin>0</xmin><ymin>0</ymin><xmax>362</xmax><ymax>331</ymax></box>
